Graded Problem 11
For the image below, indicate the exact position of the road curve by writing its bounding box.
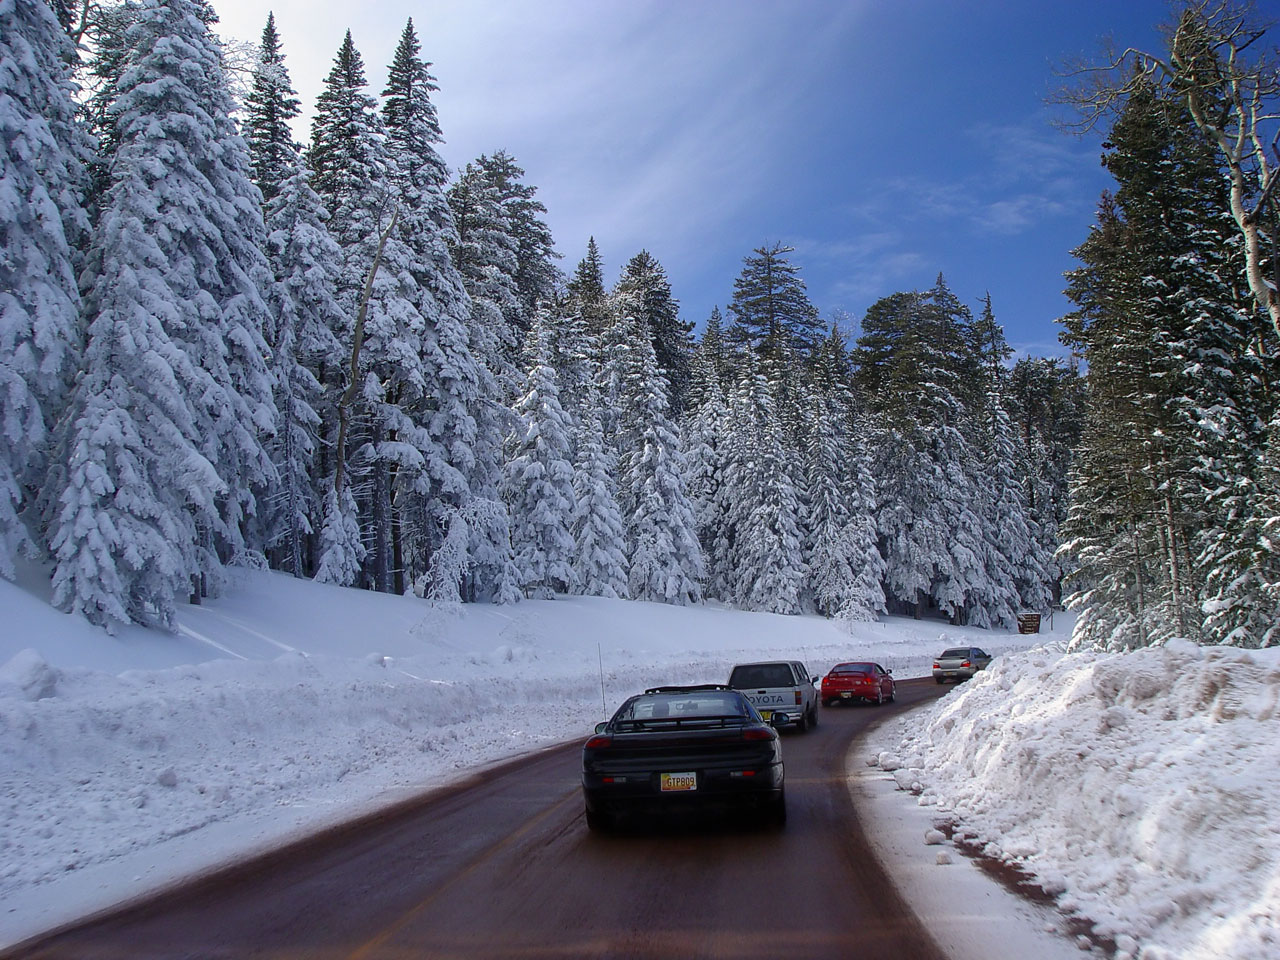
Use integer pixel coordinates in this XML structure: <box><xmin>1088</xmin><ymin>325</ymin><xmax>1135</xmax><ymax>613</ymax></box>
<box><xmin>8</xmin><ymin>678</ymin><xmax>949</xmax><ymax>960</ymax></box>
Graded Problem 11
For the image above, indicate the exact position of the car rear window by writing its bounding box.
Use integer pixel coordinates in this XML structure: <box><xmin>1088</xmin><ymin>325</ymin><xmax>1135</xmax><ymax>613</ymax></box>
<box><xmin>940</xmin><ymin>648</ymin><xmax>970</xmax><ymax>658</ymax></box>
<box><xmin>615</xmin><ymin>692</ymin><xmax>750</xmax><ymax>721</ymax></box>
<box><xmin>833</xmin><ymin>663</ymin><xmax>874</xmax><ymax>674</ymax></box>
<box><xmin>729</xmin><ymin>664</ymin><xmax>795</xmax><ymax>688</ymax></box>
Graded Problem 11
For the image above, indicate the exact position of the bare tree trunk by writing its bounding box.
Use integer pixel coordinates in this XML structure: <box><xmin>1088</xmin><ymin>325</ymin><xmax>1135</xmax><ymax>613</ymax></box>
<box><xmin>334</xmin><ymin>210</ymin><xmax>398</xmax><ymax>498</ymax></box>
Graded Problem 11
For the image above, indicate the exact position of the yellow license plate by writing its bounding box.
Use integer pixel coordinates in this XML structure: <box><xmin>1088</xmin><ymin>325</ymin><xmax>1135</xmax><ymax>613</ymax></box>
<box><xmin>660</xmin><ymin>772</ymin><xmax>697</xmax><ymax>792</ymax></box>
<box><xmin>760</xmin><ymin>710</ymin><xmax>772</xmax><ymax>721</ymax></box>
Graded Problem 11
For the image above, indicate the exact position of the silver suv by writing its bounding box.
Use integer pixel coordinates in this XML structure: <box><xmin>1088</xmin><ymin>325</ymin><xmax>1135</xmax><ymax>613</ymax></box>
<box><xmin>727</xmin><ymin>660</ymin><xmax>819</xmax><ymax>732</ymax></box>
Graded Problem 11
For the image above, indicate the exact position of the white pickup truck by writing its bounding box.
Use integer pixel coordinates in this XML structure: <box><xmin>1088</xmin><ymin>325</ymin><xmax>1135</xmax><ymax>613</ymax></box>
<box><xmin>727</xmin><ymin>660</ymin><xmax>820</xmax><ymax>732</ymax></box>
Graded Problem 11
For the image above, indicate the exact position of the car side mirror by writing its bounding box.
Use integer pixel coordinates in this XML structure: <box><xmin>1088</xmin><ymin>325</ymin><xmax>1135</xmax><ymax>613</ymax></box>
<box><xmin>770</xmin><ymin>714</ymin><xmax>788</xmax><ymax>728</ymax></box>
<box><xmin>887</xmin><ymin>668</ymin><xmax>893</xmax><ymax>674</ymax></box>
<box><xmin>810</xmin><ymin>676</ymin><xmax>819</xmax><ymax>684</ymax></box>
<box><xmin>594</xmin><ymin>721</ymin><xmax>608</xmax><ymax>734</ymax></box>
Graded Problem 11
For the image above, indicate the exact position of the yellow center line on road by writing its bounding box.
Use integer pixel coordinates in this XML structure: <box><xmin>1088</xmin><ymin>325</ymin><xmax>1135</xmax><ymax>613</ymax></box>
<box><xmin>343</xmin><ymin>788</ymin><xmax>581</xmax><ymax>960</ymax></box>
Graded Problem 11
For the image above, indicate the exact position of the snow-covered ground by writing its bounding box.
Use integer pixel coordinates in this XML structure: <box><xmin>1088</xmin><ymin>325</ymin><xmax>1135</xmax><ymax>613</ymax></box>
<box><xmin>1</xmin><ymin>565</ymin><xmax>1275</xmax><ymax>959</ymax></box>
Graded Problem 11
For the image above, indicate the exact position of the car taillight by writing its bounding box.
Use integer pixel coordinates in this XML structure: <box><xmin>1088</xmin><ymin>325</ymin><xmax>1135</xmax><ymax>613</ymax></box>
<box><xmin>932</xmin><ymin>663</ymin><xmax>940</xmax><ymax>669</ymax></box>
<box><xmin>741</xmin><ymin>728</ymin><xmax>773</xmax><ymax>741</ymax></box>
<box><xmin>585</xmin><ymin>735</ymin><xmax>612</xmax><ymax>749</ymax></box>
<box><xmin>961</xmin><ymin>661</ymin><xmax>971</xmax><ymax>668</ymax></box>
<box><xmin>794</xmin><ymin>691</ymin><xmax>802</xmax><ymax>704</ymax></box>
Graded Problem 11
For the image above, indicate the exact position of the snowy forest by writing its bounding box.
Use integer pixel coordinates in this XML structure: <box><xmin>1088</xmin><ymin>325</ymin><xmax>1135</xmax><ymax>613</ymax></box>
<box><xmin>2</xmin><ymin>0</ymin><xmax>1277</xmax><ymax>649</ymax></box>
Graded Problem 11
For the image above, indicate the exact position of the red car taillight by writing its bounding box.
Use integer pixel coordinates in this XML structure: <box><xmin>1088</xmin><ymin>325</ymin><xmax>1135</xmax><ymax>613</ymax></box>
<box><xmin>742</xmin><ymin>728</ymin><xmax>773</xmax><ymax>741</ymax></box>
<box><xmin>585</xmin><ymin>735</ymin><xmax>612</xmax><ymax>749</ymax></box>
<box><xmin>794</xmin><ymin>691</ymin><xmax>802</xmax><ymax>704</ymax></box>
<box><xmin>961</xmin><ymin>661</ymin><xmax>971</xmax><ymax>668</ymax></box>
<box><xmin>932</xmin><ymin>663</ymin><xmax>940</xmax><ymax>669</ymax></box>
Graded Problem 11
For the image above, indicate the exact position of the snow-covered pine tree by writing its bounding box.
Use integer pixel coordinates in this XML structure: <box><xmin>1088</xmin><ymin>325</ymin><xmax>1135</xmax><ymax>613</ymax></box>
<box><xmin>1008</xmin><ymin>357</ymin><xmax>1085</xmax><ymax>606</ymax></box>
<box><xmin>609</xmin><ymin>305</ymin><xmax>705</xmax><ymax>606</ymax></box>
<box><xmin>381</xmin><ymin>19</ymin><xmax>499</xmax><ymax>598</ymax></box>
<box><xmin>855</xmin><ymin>289</ymin><xmax>978</xmax><ymax>621</ymax></box>
<box><xmin>1059</xmin><ymin>78</ymin><xmax>1254</xmax><ymax>649</ymax></box>
<box><xmin>243</xmin><ymin>12</ymin><xmax>300</xmax><ymax>206</ymax></box>
<box><xmin>570</xmin><ymin>386</ymin><xmax>629</xmax><ymax>599</ymax></box>
<box><xmin>448</xmin><ymin>160</ymin><xmax>522</xmax><ymax>398</ymax></box>
<box><xmin>261</xmin><ymin>160</ymin><xmax>344</xmax><ymax>576</ymax></box>
<box><xmin>0</xmin><ymin>0</ymin><xmax>92</xmax><ymax>578</ymax></box>
<box><xmin>552</xmin><ymin>240</ymin><xmax>609</xmax><ymax>431</ymax></box>
<box><xmin>801</xmin><ymin>327</ymin><xmax>886</xmax><ymax>621</ymax></box>
<box><xmin>502</xmin><ymin>315</ymin><xmax>578</xmax><ymax>599</ymax></box>
<box><xmin>313</xmin><ymin>483</ymin><xmax>364</xmax><ymax>586</ymax></box>
<box><xmin>715</xmin><ymin>361</ymin><xmax>804</xmax><ymax>613</ymax></box>
<box><xmin>616</xmin><ymin>250</ymin><xmax>694</xmax><ymax>417</ymax></box>
<box><xmin>682</xmin><ymin>348</ymin><xmax>731</xmax><ymax>596</ymax></box>
<box><xmin>52</xmin><ymin>0</ymin><xmax>276</xmax><ymax>629</ymax></box>
<box><xmin>243</xmin><ymin>17</ymin><xmax>339</xmax><ymax>578</ymax></box>
<box><xmin>474</xmin><ymin>150</ymin><xmax>561</xmax><ymax>340</ymax></box>
<box><xmin>308</xmin><ymin>30</ymin><xmax>432</xmax><ymax>593</ymax></box>
<box><xmin>728</xmin><ymin>242</ymin><xmax>822</xmax><ymax>357</ymax></box>
<box><xmin>964</xmin><ymin>297</ymin><xmax>1034</xmax><ymax>628</ymax></box>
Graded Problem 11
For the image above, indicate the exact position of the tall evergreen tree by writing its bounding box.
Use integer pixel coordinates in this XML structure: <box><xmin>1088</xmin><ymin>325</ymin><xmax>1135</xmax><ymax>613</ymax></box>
<box><xmin>1058</xmin><ymin>77</ymin><xmax>1264</xmax><ymax>648</ymax></box>
<box><xmin>0</xmin><ymin>0</ymin><xmax>92</xmax><ymax>578</ymax></box>
<box><xmin>448</xmin><ymin>159</ymin><xmax>522</xmax><ymax>396</ymax></box>
<box><xmin>381</xmin><ymin>19</ymin><xmax>496</xmax><ymax>597</ymax></box>
<box><xmin>570</xmin><ymin>390</ymin><xmax>629</xmax><ymax>600</ymax></box>
<box><xmin>614</xmin><ymin>320</ymin><xmax>704</xmax><ymax>606</ymax></box>
<box><xmin>243</xmin><ymin>12</ymin><xmax>300</xmax><ymax>206</ymax></box>
<box><xmin>260</xmin><ymin>160</ymin><xmax>343</xmax><ymax>576</ymax></box>
<box><xmin>728</xmin><ymin>242</ymin><xmax>822</xmax><ymax>356</ymax></box>
<box><xmin>717</xmin><ymin>363</ymin><xmax>805</xmax><ymax>613</ymax></box>
<box><xmin>502</xmin><ymin>316</ymin><xmax>578</xmax><ymax>599</ymax></box>
<box><xmin>616</xmin><ymin>250</ymin><xmax>694</xmax><ymax>417</ymax></box>
<box><xmin>52</xmin><ymin>0</ymin><xmax>276</xmax><ymax>628</ymax></box>
<box><xmin>474</xmin><ymin>150</ymin><xmax>560</xmax><ymax>336</ymax></box>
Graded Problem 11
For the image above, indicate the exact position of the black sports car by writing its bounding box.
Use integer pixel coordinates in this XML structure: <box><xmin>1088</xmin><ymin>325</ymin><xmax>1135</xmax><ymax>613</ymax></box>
<box><xmin>581</xmin><ymin>684</ymin><xmax>786</xmax><ymax>831</ymax></box>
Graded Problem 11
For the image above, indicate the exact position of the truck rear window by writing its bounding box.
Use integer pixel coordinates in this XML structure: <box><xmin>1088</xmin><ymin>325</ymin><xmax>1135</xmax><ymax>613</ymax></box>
<box><xmin>729</xmin><ymin>665</ymin><xmax>794</xmax><ymax>688</ymax></box>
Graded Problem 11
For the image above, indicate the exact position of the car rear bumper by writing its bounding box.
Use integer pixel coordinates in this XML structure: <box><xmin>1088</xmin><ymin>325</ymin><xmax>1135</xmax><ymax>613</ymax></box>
<box><xmin>932</xmin><ymin>667</ymin><xmax>976</xmax><ymax>680</ymax></box>
<box><xmin>823</xmin><ymin>687</ymin><xmax>881</xmax><ymax>701</ymax></box>
<box><xmin>583</xmin><ymin>763</ymin><xmax>784</xmax><ymax>814</ymax></box>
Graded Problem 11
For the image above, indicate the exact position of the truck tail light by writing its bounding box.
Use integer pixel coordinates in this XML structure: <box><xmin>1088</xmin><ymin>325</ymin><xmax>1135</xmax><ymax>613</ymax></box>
<box><xmin>794</xmin><ymin>691</ymin><xmax>802</xmax><ymax>705</ymax></box>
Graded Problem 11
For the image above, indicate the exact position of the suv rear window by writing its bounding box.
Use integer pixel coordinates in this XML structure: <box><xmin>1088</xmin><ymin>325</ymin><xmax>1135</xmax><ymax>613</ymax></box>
<box><xmin>729</xmin><ymin>664</ymin><xmax>795</xmax><ymax>688</ymax></box>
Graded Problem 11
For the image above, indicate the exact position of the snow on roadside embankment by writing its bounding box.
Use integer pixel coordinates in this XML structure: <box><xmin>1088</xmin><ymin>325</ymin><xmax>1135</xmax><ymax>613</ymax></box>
<box><xmin>875</xmin><ymin>641</ymin><xmax>1280</xmax><ymax>960</ymax></box>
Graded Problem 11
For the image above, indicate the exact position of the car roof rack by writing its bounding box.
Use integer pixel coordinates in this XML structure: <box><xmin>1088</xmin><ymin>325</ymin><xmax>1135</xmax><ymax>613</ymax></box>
<box><xmin>643</xmin><ymin>683</ymin><xmax>732</xmax><ymax>694</ymax></box>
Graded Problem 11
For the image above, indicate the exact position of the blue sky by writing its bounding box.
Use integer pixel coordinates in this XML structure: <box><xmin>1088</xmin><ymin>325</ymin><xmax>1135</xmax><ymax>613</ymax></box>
<box><xmin>212</xmin><ymin>0</ymin><xmax>1175</xmax><ymax>359</ymax></box>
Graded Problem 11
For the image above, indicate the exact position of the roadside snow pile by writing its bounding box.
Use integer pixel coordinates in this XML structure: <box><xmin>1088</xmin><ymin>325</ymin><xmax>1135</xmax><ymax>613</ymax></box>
<box><xmin>0</xmin><ymin>648</ymin><xmax>642</xmax><ymax>899</ymax></box>
<box><xmin>888</xmin><ymin>641</ymin><xmax>1280</xmax><ymax>960</ymax></box>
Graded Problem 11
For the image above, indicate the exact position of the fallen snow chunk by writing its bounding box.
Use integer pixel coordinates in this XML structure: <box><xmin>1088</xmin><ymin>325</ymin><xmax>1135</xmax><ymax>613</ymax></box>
<box><xmin>0</xmin><ymin>648</ymin><xmax>60</xmax><ymax>700</ymax></box>
<box><xmin>877</xmin><ymin>751</ymin><xmax>902</xmax><ymax>771</ymax></box>
<box><xmin>1162</xmin><ymin>637</ymin><xmax>1202</xmax><ymax>659</ymax></box>
<box><xmin>935</xmin><ymin>851</ymin><xmax>952</xmax><ymax>865</ymax></box>
<box><xmin>893</xmin><ymin>769</ymin><xmax>923</xmax><ymax>793</ymax></box>
<box><xmin>924</xmin><ymin>829</ymin><xmax>946</xmax><ymax>845</ymax></box>
<box><xmin>156</xmin><ymin>768</ymin><xmax>178</xmax><ymax>789</ymax></box>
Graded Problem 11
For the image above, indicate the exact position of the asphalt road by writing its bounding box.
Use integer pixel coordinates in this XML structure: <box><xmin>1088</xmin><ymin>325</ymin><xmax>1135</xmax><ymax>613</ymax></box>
<box><xmin>9</xmin><ymin>677</ymin><xmax>950</xmax><ymax>960</ymax></box>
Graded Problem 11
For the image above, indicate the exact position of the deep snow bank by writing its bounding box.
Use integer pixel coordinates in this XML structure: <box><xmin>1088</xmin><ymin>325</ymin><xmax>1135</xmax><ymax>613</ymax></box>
<box><xmin>881</xmin><ymin>641</ymin><xmax>1280</xmax><ymax>960</ymax></box>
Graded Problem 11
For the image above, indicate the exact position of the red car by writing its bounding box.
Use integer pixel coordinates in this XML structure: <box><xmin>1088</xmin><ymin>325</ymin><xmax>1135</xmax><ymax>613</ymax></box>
<box><xmin>820</xmin><ymin>662</ymin><xmax>895</xmax><ymax>706</ymax></box>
